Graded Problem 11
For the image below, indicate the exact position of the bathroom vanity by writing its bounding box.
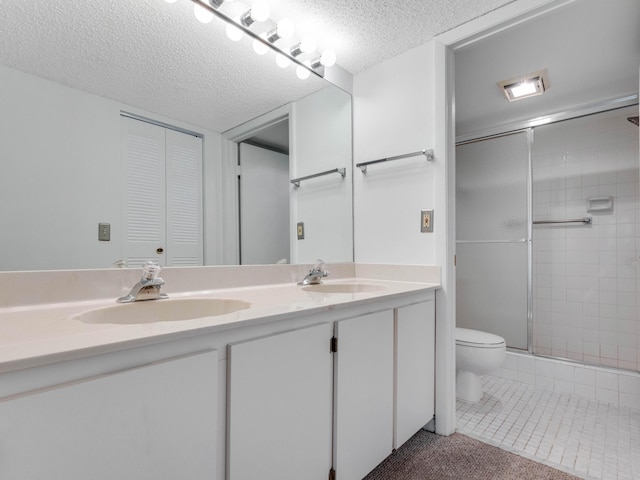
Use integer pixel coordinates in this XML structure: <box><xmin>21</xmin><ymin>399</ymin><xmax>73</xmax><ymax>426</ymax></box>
<box><xmin>0</xmin><ymin>263</ymin><xmax>439</xmax><ymax>480</ymax></box>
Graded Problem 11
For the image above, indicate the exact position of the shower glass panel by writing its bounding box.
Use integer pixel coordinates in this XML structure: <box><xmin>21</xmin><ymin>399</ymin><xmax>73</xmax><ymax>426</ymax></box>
<box><xmin>531</xmin><ymin>105</ymin><xmax>640</xmax><ymax>371</ymax></box>
<box><xmin>456</xmin><ymin>132</ymin><xmax>530</xmax><ymax>349</ymax></box>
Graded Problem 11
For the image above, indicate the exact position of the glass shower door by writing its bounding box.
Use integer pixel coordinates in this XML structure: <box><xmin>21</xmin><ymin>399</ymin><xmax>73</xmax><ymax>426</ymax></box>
<box><xmin>456</xmin><ymin>131</ymin><xmax>530</xmax><ymax>350</ymax></box>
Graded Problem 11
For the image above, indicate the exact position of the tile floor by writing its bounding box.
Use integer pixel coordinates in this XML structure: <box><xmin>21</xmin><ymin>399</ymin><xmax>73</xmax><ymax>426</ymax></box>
<box><xmin>456</xmin><ymin>376</ymin><xmax>640</xmax><ymax>480</ymax></box>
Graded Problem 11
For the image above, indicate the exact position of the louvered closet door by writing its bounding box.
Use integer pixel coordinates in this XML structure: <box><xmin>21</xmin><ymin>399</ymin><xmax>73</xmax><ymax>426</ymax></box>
<box><xmin>122</xmin><ymin>117</ymin><xmax>167</xmax><ymax>267</ymax></box>
<box><xmin>165</xmin><ymin>129</ymin><xmax>203</xmax><ymax>266</ymax></box>
<box><xmin>121</xmin><ymin>117</ymin><xmax>203</xmax><ymax>267</ymax></box>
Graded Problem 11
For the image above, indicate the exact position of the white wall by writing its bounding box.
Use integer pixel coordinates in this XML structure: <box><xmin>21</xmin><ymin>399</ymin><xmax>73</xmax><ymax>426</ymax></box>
<box><xmin>291</xmin><ymin>86</ymin><xmax>353</xmax><ymax>263</ymax></box>
<box><xmin>353</xmin><ymin>43</ymin><xmax>437</xmax><ymax>264</ymax></box>
<box><xmin>0</xmin><ymin>65</ymin><xmax>222</xmax><ymax>271</ymax></box>
<box><xmin>0</xmin><ymin>66</ymin><xmax>121</xmax><ymax>271</ymax></box>
<box><xmin>350</xmin><ymin>0</ymin><xmax>578</xmax><ymax>437</ymax></box>
<box><xmin>353</xmin><ymin>41</ymin><xmax>458</xmax><ymax>437</ymax></box>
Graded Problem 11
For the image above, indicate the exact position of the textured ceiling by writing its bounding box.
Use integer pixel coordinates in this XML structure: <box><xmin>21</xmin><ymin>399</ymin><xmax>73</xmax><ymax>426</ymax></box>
<box><xmin>256</xmin><ymin>0</ymin><xmax>517</xmax><ymax>74</ymax></box>
<box><xmin>0</xmin><ymin>0</ymin><xmax>514</xmax><ymax>133</ymax></box>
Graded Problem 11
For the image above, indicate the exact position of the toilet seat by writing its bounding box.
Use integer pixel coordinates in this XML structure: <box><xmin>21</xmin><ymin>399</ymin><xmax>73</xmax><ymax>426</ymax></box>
<box><xmin>456</xmin><ymin>327</ymin><xmax>505</xmax><ymax>349</ymax></box>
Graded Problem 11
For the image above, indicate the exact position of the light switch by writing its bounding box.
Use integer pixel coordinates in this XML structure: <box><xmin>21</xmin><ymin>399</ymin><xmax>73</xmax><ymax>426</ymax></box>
<box><xmin>99</xmin><ymin>223</ymin><xmax>111</xmax><ymax>241</ymax></box>
<box><xmin>297</xmin><ymin>222</ymin><xmax>305</xmax><ymax>240</ymax></box>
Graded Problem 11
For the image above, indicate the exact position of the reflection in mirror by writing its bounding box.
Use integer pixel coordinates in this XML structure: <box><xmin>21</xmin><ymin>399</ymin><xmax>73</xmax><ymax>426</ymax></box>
<box><xmin>229</xmin><ymin>85</ymin><xmax>353</xmax><ymax>266</ymax></box>
<box><xmin>239</xmin><ymin>136</ymin><xmax>291</xmax><ymax>265</ymax></box>
<box><xmin>0</xmin><ymin>0</ymin><xmax>353</xmax><ymax>271</ymax></box>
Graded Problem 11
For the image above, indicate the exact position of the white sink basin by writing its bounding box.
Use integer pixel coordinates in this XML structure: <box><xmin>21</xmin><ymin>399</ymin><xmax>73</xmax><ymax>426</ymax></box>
<box><xmin>302</xmin><ymin>283</ymin><xmax>386</xmax><ymax>294</ymax></box>
<box><xmin>75</xmin><ymin>298</ymin><xmax>251</xmax><ymax>325</ymax></box>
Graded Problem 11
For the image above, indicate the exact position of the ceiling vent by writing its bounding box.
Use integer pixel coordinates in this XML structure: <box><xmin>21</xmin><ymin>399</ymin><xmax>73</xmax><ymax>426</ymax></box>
<box><xmin>497</xmin><ymin>69</ymin><xmax>550</xmax><ymax>102</ymax></box>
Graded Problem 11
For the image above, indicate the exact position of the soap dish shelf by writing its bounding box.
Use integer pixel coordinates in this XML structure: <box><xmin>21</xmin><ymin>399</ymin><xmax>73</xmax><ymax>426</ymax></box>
<box><xmin>587</xmin><ymin>196</ymin><xmax>613</xmax><ymax>213</ymax></box>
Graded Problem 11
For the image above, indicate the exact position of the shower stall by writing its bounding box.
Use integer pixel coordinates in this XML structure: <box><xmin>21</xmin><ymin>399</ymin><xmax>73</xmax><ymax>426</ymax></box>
<box><xmin>456</xmin><ymin>104</ymin><xmax>640</xmax><ymax>373</ymax></box>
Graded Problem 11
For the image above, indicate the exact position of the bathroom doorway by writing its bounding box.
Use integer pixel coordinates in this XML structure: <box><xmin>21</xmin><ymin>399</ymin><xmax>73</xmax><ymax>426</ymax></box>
<box><xmin>441</xmin><ymin>0</ymin><xmax>640</xmax><ymax>467</ymax></box>
<box><xmin>237</xmin><ymin>118</ymin><xmax>291</xmax><ymax>265</ymax></box>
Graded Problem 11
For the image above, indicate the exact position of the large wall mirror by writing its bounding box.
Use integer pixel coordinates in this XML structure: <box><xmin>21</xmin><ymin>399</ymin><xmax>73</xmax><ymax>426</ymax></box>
<box><xmin>0</xmin><ymin>0</ymin><xmax>353</xmax><ymax>271</ymax></box>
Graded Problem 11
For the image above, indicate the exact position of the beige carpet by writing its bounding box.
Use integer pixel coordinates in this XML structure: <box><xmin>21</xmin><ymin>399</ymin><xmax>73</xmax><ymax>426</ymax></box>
<box><xmin>364</xmin><ymin>431</ymin><xmax>583</xmax><ymax>480</ymax></box>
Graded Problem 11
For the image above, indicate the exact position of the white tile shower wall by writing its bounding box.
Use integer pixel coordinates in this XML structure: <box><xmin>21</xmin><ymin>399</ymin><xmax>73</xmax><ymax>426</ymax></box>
<box><xmin>494</xmin><ymin>350</ymin><xmax>640</xmax><ymax>409</ymax></box>
<box><xmin>532</xmin><ymin>106</ymin><xmax>640</xmax><ymax>372</ymax></box>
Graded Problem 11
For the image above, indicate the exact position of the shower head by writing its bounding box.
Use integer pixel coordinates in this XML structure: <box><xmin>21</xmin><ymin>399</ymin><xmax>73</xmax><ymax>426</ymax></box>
<box><xmin>628</xmin><ymin>116</ymin><xmax>639</xmax><ymax>126</ymax></box>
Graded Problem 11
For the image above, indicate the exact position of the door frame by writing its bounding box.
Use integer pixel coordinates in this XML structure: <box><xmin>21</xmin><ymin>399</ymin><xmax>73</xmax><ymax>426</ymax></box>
<box><xmin>221</xmin><ymin>105</ymin><xmax>293</xmax><ymax>265</ymax></box>
<box><xmin>431</xmin><ymin>0</ymin><xmax>578</xmax><ymax>436</ymax></box>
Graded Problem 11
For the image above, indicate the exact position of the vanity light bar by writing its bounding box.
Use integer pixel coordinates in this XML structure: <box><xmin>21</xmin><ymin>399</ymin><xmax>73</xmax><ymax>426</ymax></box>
<box><xmin>185</xmin><ymin>0</ymin><xmax>334</xmax><ymax>80</ymax></box>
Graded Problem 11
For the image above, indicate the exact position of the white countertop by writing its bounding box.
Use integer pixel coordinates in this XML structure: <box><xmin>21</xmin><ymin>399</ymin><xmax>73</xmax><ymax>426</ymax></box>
<box><xmin>0</xmin><ymin>265</ymin><xmax>440</xmax><ymax>374</ymax></box>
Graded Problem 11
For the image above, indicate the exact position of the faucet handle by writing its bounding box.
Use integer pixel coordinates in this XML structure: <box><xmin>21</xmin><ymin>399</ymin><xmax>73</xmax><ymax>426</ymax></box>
<box><xmin>313</xmin><ymin>259</ymin><xmax>326</xmax><ymax>272</ymax></box>
<box><xmin>141</xmin><ymin>261</ymin><xmax>162</xmax><ymax>280</ymax></box>
<box><xmin>310</xmin><ymin>259</ymin><xmax>328</xmax><ymax>279</ymax></box>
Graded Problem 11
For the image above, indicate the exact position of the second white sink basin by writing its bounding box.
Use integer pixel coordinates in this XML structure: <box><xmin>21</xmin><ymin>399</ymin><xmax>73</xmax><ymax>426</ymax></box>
<box><xmin>75</xmin><ymin>298</ymin><xmax>251</xmax><ymax>325</ymax></box>
<box><xmin>302</xmin><ymin>283</ymin><xmax>386</xmax><ymax>294</ymax></box>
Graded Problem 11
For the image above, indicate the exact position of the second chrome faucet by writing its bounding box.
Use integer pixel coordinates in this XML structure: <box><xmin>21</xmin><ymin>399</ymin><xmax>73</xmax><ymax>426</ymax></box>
<box><xmin>298</xmin><ymin>260</ymin><xmax>329</xmax><ymax>285</ymax></box>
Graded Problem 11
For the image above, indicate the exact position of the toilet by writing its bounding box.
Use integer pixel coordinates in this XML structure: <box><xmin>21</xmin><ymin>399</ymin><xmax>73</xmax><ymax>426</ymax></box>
<box><xmin>455</xmin><ymin>327</ymin><xmax>506</xmax><ymax>402</ymax></box>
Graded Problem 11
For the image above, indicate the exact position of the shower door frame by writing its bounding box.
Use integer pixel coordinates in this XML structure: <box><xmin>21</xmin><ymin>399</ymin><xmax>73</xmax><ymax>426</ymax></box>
<box><xmin>456</xmin><ymin>96</ymin><xmax>639</xmax><ymax>357</ymax></box>
<box><xmin>456</xmin><ymin>128</ymin><xmax>534</xmax><ymax>353</ymax></box>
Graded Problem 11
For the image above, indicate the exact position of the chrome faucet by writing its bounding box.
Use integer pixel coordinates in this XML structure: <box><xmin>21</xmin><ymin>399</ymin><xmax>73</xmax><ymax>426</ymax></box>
<box><xmin>298</xmin><ymin>259</ymin><xmax>329</xmax><ymax>285</ymax></box>
<box><xmin>117</xmin><ymin>261</ymin><xmax>169</xmax><ymax>303</ymax></box>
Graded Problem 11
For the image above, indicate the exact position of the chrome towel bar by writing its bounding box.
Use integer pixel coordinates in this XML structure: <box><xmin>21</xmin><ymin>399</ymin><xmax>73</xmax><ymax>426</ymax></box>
<box><xmin>290</xmin><ymin>167</ymin><xmax>346</xmax><ymax>188</ymax></box>
<box><xmin>456</xmin><ymin>239</ymin><xmax>528</xmax><ymax>244</ymax></box>
<box><xmin>357</xmin><ymin>149</ymin><xmax>434</xmax><ymax>173</ymax></box>
<box><xmin>533</xmin><ymin>217</ymin><xmax>592</xmax><ymax>225</ymax></box>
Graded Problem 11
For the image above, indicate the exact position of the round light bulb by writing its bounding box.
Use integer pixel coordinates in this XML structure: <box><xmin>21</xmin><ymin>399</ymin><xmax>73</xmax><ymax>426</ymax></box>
<box><xmin>253</xmin><ymin>37</ymin><xmax>269</xmax><ymax>55</ymax></box>
<box><xmin>275</xmin><ymin>53</ymin><xmax>291</xmax><ymax>69</ymax></box>
<box><xmin>225</xmin><ymin>21</ymin><xmax>243</xmax><ymax>41</ymax></box>
<box><xmin>194</xmin><ymin>3</ymin><xmax>214</xmax><ymax>23</ymax></box>
<box><xmin>276</xmin><ymin>18</ymin><xmax>295</xmax><ymax>39</ymax></box>
<box><xmin>250</xmin><ymin>0</ymin><xmax>270</xmax><ymax>22</ymax></box>
<box><xmin>299</xmin><ymin>36</ymin><xmax>317</xmax><ymax>53</ymax></box>
<box><xmin>296</xmin><ymin>65</ymin><xmax>310</xmax><ymax>80</ymax></box>
<box><xmin>320</xmin><ymin>49</ymin><xmax>336</xmax><ymax>67</ymax></box>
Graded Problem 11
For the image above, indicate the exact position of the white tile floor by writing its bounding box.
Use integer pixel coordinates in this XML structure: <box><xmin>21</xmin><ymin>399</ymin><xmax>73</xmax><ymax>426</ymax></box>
<box><xmin>456</xmin><ymin>376</ymin><xmax>640</xmax><ymax>480</ymax></box>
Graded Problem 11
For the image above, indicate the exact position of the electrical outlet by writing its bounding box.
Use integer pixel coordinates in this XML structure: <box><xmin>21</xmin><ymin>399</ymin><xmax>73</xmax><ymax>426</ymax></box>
<box><xmin>420</xmin><ymin>210</ymin><xmax>434</xmax><ymax>233</ymax></box>
<box><xmin>98</xmin><ymin>223</ymin><xmax>111</xmax><ymax>241</ymax></box>
<box><xmin>297</xmin><ymin>222</ymin><xmax>305</xmax><ymax>240</ymax></box>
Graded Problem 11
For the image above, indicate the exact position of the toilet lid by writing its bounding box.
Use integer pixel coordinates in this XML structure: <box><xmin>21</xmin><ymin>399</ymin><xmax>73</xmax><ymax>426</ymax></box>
<box><xmin>456</xmin><ymin>327</ymin><xmax>505</xmax><ymax>347</ymax></box>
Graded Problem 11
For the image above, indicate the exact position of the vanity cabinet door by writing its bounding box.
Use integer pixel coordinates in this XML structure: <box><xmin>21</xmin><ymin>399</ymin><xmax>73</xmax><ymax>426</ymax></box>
<box><xmin>395</xmin><ymin>294</ymin><xmax>436</xmax><ymax>448</ymax></box>
<box><xmin>227</xmin><ymin>322</ymin><xmax>333</xmax><ymax>480</ymax></box>
<box><xmin>333</xmin><ymin>310</ymin><xmax>394</xmax><ymax>480</ymax></box>
<box><xmin>0</xmin><ymin>350</ymin><xmax>218</xmax><ymax>480</ymax></box>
